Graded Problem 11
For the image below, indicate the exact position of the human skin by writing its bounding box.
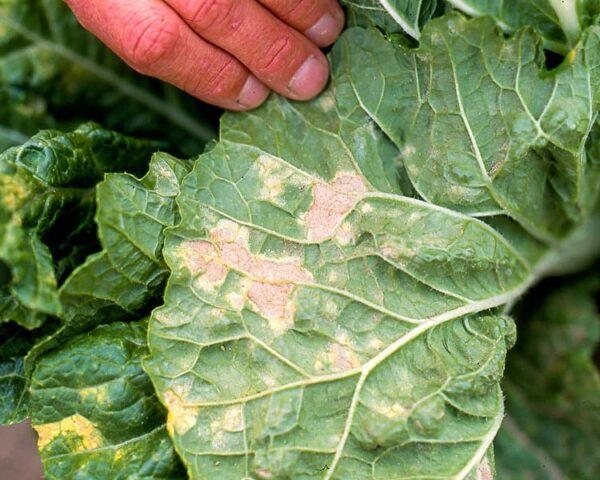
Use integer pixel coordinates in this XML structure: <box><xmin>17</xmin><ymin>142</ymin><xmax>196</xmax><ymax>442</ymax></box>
<box><xmin>64</xmin><ymin>0</ymin><xmax>344</xmax><ymax>110</ymax></box>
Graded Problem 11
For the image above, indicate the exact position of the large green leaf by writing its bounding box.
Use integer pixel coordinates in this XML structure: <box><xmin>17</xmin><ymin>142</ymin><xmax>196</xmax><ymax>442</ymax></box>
<box><xmin>0</xmin><ymin>0</ymin><xmax>216</xmax><ymax>154</ymax></box>
<box><xmin>30</xmin><ymin>320</ymin><xmax>185</xmax><ymax>479</ymax></box>
<box><xmin>342</xmin><ymin>0</ymin><xmax>442</xmax><ymax>38</ymax></box>
<box><xmin>143</xmin><ymin>69</ymin><xmax>561</xmax><ymax>478</ymax></box>
<box><xmin>495</xmin><ymin>275</ymin><xmax>600</xmax><ymax>479</ymax></box>
<box><xmin>335</xmin><ymin>14</ymin><xmax>600</xmax><ymax>242</ymax></box>
<box><xmin>0</xmin><ymin>123</ymin><xmax>156</xmax><ymax>329</ymax></box>
<box><xmin>447</xmin><ymin>0</ymin><xmax>600</xmax><ymax>52</ymax></box>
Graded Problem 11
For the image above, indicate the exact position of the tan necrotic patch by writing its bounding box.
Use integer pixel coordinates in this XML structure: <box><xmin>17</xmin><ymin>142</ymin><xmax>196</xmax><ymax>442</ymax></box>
<box><xmin>247</xmin><ymin>282</ymin><xmax>296</xmax><ymax>335</ymax></box>
<box><xmin>476</xmin><ymin>458</ymin><xmax>494</xmax><ymax>480</ymax></box>
<box><xmin>179</xmin><ymin>220</ymin><xmax>313</xmax><ymax>334</ymax></box>
<box><xmin>305</xmin><ymin>173</ymin><xmax>367</xmax><ymax>242</ymax></box>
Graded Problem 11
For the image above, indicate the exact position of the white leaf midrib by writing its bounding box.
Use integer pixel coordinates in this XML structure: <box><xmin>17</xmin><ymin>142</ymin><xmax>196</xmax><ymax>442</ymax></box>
<box><xmin>378</xmin><ymin>0</ymin><xmax>421</xmax><ymax>39</ymax></box>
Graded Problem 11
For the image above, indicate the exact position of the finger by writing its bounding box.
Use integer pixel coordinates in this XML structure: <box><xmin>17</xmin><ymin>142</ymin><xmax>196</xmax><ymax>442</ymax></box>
<box><xmin>165</xmin><ymin>0</ymin><xmax>329</xmax><ymax>101</ymax></box>
<box><xmin>64</xmin><ymin>0</ymin><xmax>270</xmax><ymax>110</ymax></box>
<box><xmin>257</xmin><ymin>0</ymin><xmax>345</xmax><ymax>47</ymax></box>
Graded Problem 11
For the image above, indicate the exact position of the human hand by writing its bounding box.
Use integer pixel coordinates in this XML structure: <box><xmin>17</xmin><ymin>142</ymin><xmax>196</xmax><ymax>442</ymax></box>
<box><xmin>65</xmin><ymin>0</ymin><xmax>344</xmax><ymax>111</ymax></box>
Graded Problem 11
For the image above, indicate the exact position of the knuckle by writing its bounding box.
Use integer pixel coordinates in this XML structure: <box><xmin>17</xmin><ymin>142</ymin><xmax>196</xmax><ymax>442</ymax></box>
<box><xmin>183</xmin><ymin>0</ymin><xmax>238</xmax><ymax>32</ymax></box>
<box><xmin>125</xmin><ymin>15</ymin><xmax>179</xmax><ymax>71</ymax></box>
<box><xmin>201</xmin><ymin>57</ymin><xmax>242</xmax><ymax>98</ymax></box>
<box><xmin>257</xmin><ymin>36</ymin><xmax>296</xmax><ymax>75</ymax></box>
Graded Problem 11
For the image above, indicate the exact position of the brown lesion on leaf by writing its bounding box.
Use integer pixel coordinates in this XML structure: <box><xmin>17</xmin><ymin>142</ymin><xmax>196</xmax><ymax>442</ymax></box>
<box><xmin>180</xmin><ymin>240</ymin><xmax>228</xmax><ymax>288</ymax></box>
<box><xmin>305</xmin><ymin>173</ymin><xmax>367</xmax><ymax>242</ymax></box>
<box><xmin>255</xmin><ymin>468</ymin><xmax>274</xmax><ymax>479</ymax></box>
<box><xmin>247</xmin><ymin>282</ymin><xmax>296</xmax><ymax>335</ymax></box>
<box><xmin>179</xmin><ymin>220</ymin><xmax>313</xmax><ymax>334</ymax></box>
<box><xmin>326</xmin><ymin>342</ymin><xmax>361</xmax><ymax>371</ymax></box>
<box><xmin>476</xmin><ymin>458</ymin><xmax>493</xmax><ymax>480</ymax></box>
<box><xmin>315</xmin><ymin>333</ymin><xmax>361</xmax><ymax>373</ymax></box>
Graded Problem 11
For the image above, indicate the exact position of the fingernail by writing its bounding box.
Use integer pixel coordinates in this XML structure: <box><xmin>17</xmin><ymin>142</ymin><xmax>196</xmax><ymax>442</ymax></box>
<box><xmin>237</xmin><ymin>75</ymin><xmax>269</xmax><ymax>109</ymax></box>
<box><xmin>288</xmin><ymin>55</ymin><xmax>329</xmax><ymax>100</ymax></box>
<box><xmin>305</xmin><ymin>13</ymin><xmax>343</xmax><ymax>46</ymax></box>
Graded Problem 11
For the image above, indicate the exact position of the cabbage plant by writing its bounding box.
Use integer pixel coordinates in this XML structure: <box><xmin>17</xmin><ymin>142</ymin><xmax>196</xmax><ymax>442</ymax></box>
<box><xmin>1</xmin><ymin>1</ymin><xmax>598</xmax><ymax>479</ymax></box>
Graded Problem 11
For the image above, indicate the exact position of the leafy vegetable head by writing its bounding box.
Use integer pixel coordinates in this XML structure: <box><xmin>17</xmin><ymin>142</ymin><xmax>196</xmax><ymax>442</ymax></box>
<box><xmin>0</xmin><ymin>123</ymin><xmax>157</xmax><ymax>329</ymax></box>
<box><xmin>1</xmin><ymin>2</ymin><xmax>599</xmax><ymax>479</ymax></box>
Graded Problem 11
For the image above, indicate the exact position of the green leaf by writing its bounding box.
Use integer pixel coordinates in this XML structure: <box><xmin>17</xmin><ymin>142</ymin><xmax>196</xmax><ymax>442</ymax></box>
<box><xmin>0</xmin><ymin>318</ymin><xmax>59</xmax><ymax>424</ymax></box>
<box><xmin>59</xmin><ymin>152</ymin><xmax>191</xmax><ymax>325</ymax></box>
<box><xmin>0</xmin><ymin>0</ymin><xmax>216</xmax><ymax>153</ymax></box>
<box><xmin>1</xmin><ymin>147</ymin><xmax>189</xmax><ymax>431</ymax></box>
<box><xmin>143</xmin><ymin>70</ymin><xmax>544</xmax><ymax>477</ymax></box>
<box><xmin>495</xmin><ymin>275</ymin><xmax>600</xmax><ymax>479</ymax></box>
<box><xmin>447</xmin><ymin>0</ymin><xmax>600</xmax><ymax>52</ymax></box>
<box><xmin>30</xmin><ymin>320</ymin><xmax>185</xmax><ymax>479</ymax></box>
<box><xmin>24</xmin><ymin>152</ymin><xmax>191</xmax><ymax>395</ymax></box>
<box><xmin>0</xmin><ymin>326</ymin><xmax>31</xmax><ymax>424</ymax></box>
<box><xmin>342</xmin><ymin>0</ymin><xmax>442</xmax><ymax>38</ymax></box>
<box><xmin>0</xmin><ymin>123</ymin><xmax>157</xmax><ymax>328</ymax></box>
<box><xmin>334</xmin><ymin>14</ymin><xmax>600</xmax><ymax>242</ymax></box>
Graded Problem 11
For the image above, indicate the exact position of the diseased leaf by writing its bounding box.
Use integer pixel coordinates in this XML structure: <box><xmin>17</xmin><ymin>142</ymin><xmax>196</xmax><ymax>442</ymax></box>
<box><xmin>342</xmin><ymin>0</ymin><xmax>442</xmax><ymax>38</ymax></box>
<box><xmin>0</xmin><ymin>0</ymin><xmax>217</xmax><ymax>153</ymax></box>
<box><xmin>144</xmin><ymin>73</ymin><xmax>537</xmax><ymax>478</ymax></box>
<box><xmin>447</xmin><ymin>0</ymin><xmax>600</xmax><ymax>52</ymax></box>
<box><xmin>30</xmin><ymin>320</ymin><xmax>185</xmax><ymax>479</ymax></box>
<box><xmin>0</xmin><ymin>2</ymin><xmax>599</xmax><ymax>478</ymax></box>
<box><xmin>0</xmin><ymin>123</ymin><xmax>156</xmax><ymax>328</ymax></box>
<box><xmin>496</xmin><ymin>276</ymin><xmax>600</xmax><ymax>480</ymax></box>
<box><xmin>334</xmin><ymin>14</ymin><xmax>600</xmax><ymax>242</ymax></box>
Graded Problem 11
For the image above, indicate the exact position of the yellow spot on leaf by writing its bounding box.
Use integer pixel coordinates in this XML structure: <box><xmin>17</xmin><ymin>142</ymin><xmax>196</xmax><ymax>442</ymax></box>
<box><xmin>567</xmin><ymin>46</ymin><xmax>579</xmax><ymax>65</ymax></box>
<box><xmin>1</xmin><ymin>176</ymin><xmax>28</xmax><ymax>210</ymax></box>
<box><xmin>114</xmin><ymin>449</ymin><xmax>125</xmax><ymax>462</ymax></box>
<box><xmin>255</xmin><ymin>154</ymin><xmax>310</xmax><ymax>203</ymax></box>
<box><xmin>164</xmin><ymin>389</ymin><xmax>199</xmax><ymax>436</ymax></box>
<box><xmin>211</xmin><ymin>405</ymin><xmax>243</xmax><ymax>434</ymax></box>
<box><xmin>35</xmin><ymin>414</ymin><xmax>103</xmax><ymax>452</ymax></box>
<box><xmin>79</xmin><ymin>385</ymin><xmax>110</xmax><ymax>404</ymax></box>
<box><xmin>376</xmin><ymin>401</ymin><xmax>409</xmax><ymax>420</ymax></box>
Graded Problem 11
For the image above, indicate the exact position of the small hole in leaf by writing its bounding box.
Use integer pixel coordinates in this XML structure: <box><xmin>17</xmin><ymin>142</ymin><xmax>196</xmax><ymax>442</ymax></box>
<box><xmin>544</xmin><ymin>49</ymin><xmax>565</xmax><ymax>71</ymax></box>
